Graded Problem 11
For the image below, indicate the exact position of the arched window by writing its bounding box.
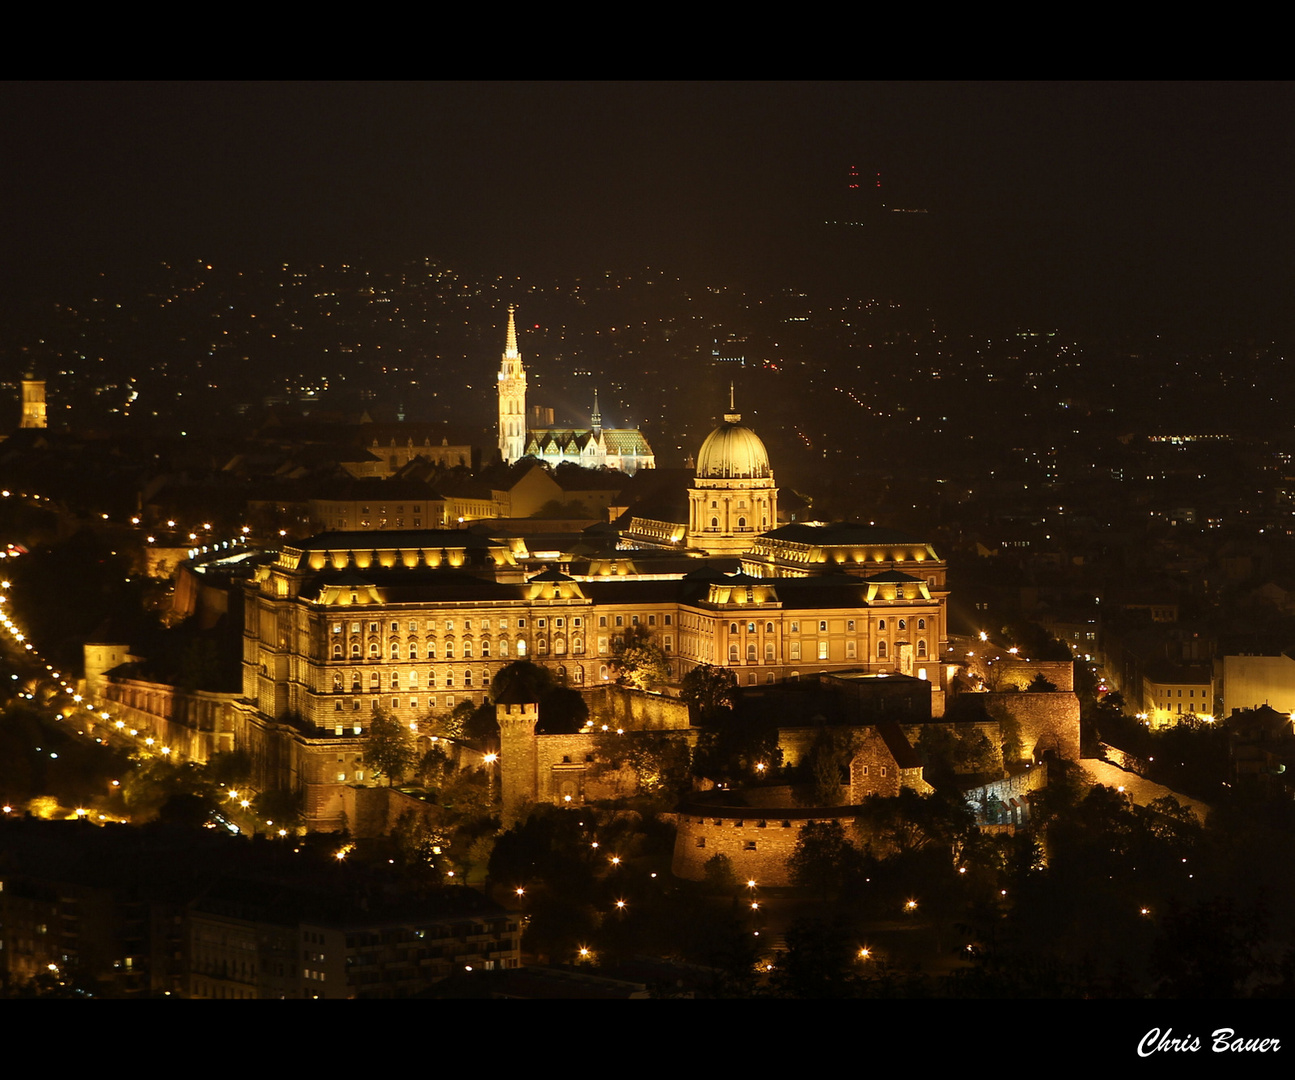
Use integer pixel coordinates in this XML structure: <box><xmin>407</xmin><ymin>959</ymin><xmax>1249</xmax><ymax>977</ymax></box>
<box><xmin>464</xmin><ymin>671</ymin><xmax>473</xmax><ymax>687</ymax></box>
<box><xmin>427</xmin><ymin>643</ymin><xmax>436</xmax><ymax>659</ymax></box>
<box><xmin>575</xmin><ymin>666</ymin><xmax>585</xmax><ymax>685</ymax></box>
<box><xmin>463</xmin><ymin>642</ymin><xmax>473</xmax><ymax>658</ymax></box>
<box><xmin>878</xmin><ymin>619</ymin><xmax>887</xmax><ymax>631</ymax></box>
<box><xmin>408</xmin><ymin>643</ymin><xmax>418</xmax><ymax>659</ymax></box>
<box><xmin>333</xmin><ymin>644</ymin><xmax>343</xmax><ymax>659</ymax></box>
<box><xmin>333</xmin><ymin>673</ymin><xmax>343</xmax><ymax>691</ymax></box>
<box><xmin>877</xmin><ymin>641</ymin><xmax>887</xmax><ymax>659</ymax></box>
<box><xmin>369</xmin><ymin>672</ymin><xmax>380</xmax><ymax>688</ymax></box>
<box><xmin>729</xmin><ymin>644</ymin><xmax>739</xmax><ymax>663</ymax></box>
<box><xmin>390</xmin><ymin>643</ymin><xmax>399</xmax><ymax>659</ymax></box>
<box><xmin>351</xmin><ymin>644</ymin><xmax>361</xmax><ymax>659</ymax></box>
<box><xmin>446</xmin><ymin>644</ymin><xmax>454</xmax><ymax>659</ymax></box>
<box><xmin>599</xmin><ymin>665</ymin><xmax>609</xmax><ymax>680</ymax></box>
<box><xmin>390</xmin><ymin>672</ymin><xmax>399</xmax><ymax>689</ymax></box>
<box><xmin>898</xmin><ymin>619</ymin><xmax>906</xmax><ymax>631</ymax></box>
<box><xmin>738</xmin><ymin>517</ymin><xmax>746</xmax><ymax>528</ymax></box>
<box><xmin>499</xmin><ymin>640</ymin><xmax>508</xmax><ymax>657</ymax></box>
<box><xmin>555</xmin><ymin>637</ymin><xmax>566</xmax><ymax>655</ymax></box>
<box><xmin>517</xmin><ymin>640</ymin><xmax>527</xmax><ymax>657</ymax></box>
<box><xmin>746</xmin><ymin>643</ymin><xmax>757</xmax><ymax>661</ymax></box>
<box><xmin>918</xmin><ymin>640</ymin><xmax>927</xmax><ymax>657</ymax></box>
<box><xmin>711</xmin><ymin>517</ymin><xmax>719</xmax><ymax>528</ymax></box>
<box><xmin>481</xmin><ymin>640</ymin><xmax>490</xmax><ymax>657</ymax></box>
<box><xmin>368</xmin><ymin>643</ymin><xmax>379</xmax><ymax>658</ymax></box>
<box><xmin>765</xmin><ymin>643</ymin><xmax>775</xmax><ymax>661</ymax></box>
<box><xmin>918</xmin><ymin>619</ymin><xmax>926</xmax><ymax>630</ymax></box>
<box><xmin>766</xmin><ymin>622</ymin><xmax>774</xmax><ymax>633</ymax></box>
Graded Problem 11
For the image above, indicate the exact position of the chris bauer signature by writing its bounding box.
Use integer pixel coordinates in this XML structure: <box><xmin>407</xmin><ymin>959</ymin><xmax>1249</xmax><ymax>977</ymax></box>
<box><xmin>1139</xmin><ymin>1028</ymin><xmax>1281</xmax><ymax>1056</ymax></box>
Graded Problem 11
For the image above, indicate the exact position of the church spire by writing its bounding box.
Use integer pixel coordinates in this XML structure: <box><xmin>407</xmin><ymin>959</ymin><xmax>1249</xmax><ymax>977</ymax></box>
<box><xmin>504</xmin><ymin>304</ymin><xmax>520</xmax><ymax>361</ymax></box>
<box><xmin>724</xmin><ymin>381</ymin><xmax>741</xmax><ymax>423</ymax></box>
<box><xmin>498</xmin><ymin>304</ymin><xmax>527</xmax><ymax>464</ymax></box>
<box><xmin>591</xmin><ymin>389</ymin><xmax>602</xmax><ymax>435</ymax></box>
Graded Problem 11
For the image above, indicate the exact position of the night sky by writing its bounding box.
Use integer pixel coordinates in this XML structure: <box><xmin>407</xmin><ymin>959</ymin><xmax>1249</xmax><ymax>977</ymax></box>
<box><xmin>3</xmin><ymin>81</ymin><xmax>1293</xmax><ymax>340</ymax></box>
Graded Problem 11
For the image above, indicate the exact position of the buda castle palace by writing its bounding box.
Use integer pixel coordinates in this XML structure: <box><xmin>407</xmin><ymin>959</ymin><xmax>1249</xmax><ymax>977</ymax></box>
<box><xmin>90</xmin><ymin>309</ymin><xmax>953</xmax><ymax>830</ymax></box>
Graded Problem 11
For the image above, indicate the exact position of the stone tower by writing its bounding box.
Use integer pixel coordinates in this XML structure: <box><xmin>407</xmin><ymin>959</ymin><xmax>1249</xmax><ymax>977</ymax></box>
<box><xmin>496</xmin><ymin>691</ymin><xmax>539</xmax><ymax>823</ymax></box>
<box><xmin>497</xmin><ymin>305</ymin><xmax>527</xmax><ymax>463</ymax></box>
<box><xmin>20</xmin><ymin>374</ymin><xmax>46</xmax><ymax>429</ymax></box>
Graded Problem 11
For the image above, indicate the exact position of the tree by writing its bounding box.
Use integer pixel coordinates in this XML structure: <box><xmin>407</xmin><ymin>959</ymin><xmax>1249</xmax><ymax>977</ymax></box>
<box><xmin>204</xmin><ymin>749</ymin><xmax>252</xmax><ymax>788</ymax></box>
<box><xmin>490</xmin><ymin>660</ymin><xmax>553</xmax><ymax>703</ymax></box>
<box><xmin>611</xmin><ymin>624</ymin><xmax>669</xmax><ymax>690</ymax></box>
<box><xmin>251</xmin><ymin>787</ymin><xmax>304</xmax><ymax>829</ymax></box>
<box><xmin>365</xmin><ymin>708</ymin><xmax>416</xmax><ymax>787</ymax></box>
<box><xmin>537</xmin><ymin>686</ymin><xmax>589</xmax><ymax>734</ymax></box>
<box><xmin>680</xmin><ymin>664</ymin><xmax>738</xmax><ymax>723</ymax></box>
<box><xmin>789</xmin><ymin>820</ymin><xmax>861</xmax><ymax>900</ymax></box>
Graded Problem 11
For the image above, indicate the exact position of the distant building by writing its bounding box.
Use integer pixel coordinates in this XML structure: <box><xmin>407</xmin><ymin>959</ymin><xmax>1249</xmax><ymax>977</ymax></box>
<box><xmin>1141</xmin><ymin>661</ymin><xmax>1214</xmax><ymax>726</ymax></box>
<box><xmin>20</xmin><ymin>374</ymin><xmax>45</xmax><ymax>429</ymax></box>
<box><xmin>497</xmin><ymin>306</ymin><xmax>655</xmax><ymax>474</ymax></box>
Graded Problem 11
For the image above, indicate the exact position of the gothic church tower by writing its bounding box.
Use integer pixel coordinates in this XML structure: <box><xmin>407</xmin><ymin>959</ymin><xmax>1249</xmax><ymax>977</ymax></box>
<box><xmin>497</xmin><ymin>305</ymin><xmax>527</xmax><ymax>463</ymax></box>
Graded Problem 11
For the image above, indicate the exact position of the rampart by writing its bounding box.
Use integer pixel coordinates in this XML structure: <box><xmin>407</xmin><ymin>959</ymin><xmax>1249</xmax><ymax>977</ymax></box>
<box><xmin>673</xmin><ymin>805</ymin><xmax>865</xmax><ymax>885</ymax></box>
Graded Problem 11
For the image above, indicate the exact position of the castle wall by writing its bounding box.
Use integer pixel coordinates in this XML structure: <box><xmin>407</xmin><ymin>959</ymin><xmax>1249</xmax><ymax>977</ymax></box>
<box><xmin>582</xmin><ymin>684</ymin><xmax>690</xmax><ymax>731</ymax></box>
<box><xmin>672</xmin><ymin>810</ymin><xmax>861</xmax><ymax>885</ymax></box>
<box><xmin>983</xmin><ymin>691</ymin><xmax>1081</xmax><ymax>762</ymax></box>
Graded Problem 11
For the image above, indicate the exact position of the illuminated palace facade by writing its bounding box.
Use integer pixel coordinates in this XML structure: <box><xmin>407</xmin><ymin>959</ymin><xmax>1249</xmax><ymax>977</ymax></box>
<box><xmin>234</xmin><ymin>401</ymin><xmax>948</xmax><ymax>825</ymax></box>
<box><xmin>497</xmin><ymin>305</ymin><xmax>654</xmax><ymax>473</ymax></box>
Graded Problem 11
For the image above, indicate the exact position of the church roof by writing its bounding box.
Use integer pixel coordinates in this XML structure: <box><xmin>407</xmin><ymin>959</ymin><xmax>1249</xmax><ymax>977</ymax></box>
<box><xmin>528</xmin><ymin>428</ymin><xmax>653</xmax><ymax>458</ymax></box>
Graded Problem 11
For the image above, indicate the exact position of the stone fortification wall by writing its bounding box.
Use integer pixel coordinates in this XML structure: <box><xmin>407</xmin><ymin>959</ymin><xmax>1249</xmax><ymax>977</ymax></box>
<box><xmin>673</xmin><ymin>807</ymin><xmax>862</xmax><ymax>885</ymax></box>
<box><xmin>582</xmin><ymin>685</ymin><xmax>690</xmax><ymax>731</ymax></box>
<box><xmin>985</xmin><ymin>691</ymin><xmax>1081</xmax><ymax>762</ymax></box>
<box><xmin>987</xmin><ymin>659</ymin><xmax>1075</xmax><ymax>693</ymax></box>
<box><xmin>961</xmin><ymin>762</ymin><xmax>1050</xmax><ymax>825</ymax></box>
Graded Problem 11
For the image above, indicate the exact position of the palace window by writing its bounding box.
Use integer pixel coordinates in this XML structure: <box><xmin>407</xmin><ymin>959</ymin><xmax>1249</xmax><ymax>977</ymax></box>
<box><xmin>747</xmin><ymin>644</ymin><xmax>757</xmax><ymax>661</ymax></box>
<box><xmin>877</xmin><ymin>641</ymin><xmax>887</xmax><ymax>658</ymax></box>
<box><xmin>818</xmin><ymin>641</ymin><xmax>828</xmax><ymax>660</ymax></box>
<box><xmin>729</xmin><ymin>645</ymin><xmax>739</xmax><ymax>663</ymax></box>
